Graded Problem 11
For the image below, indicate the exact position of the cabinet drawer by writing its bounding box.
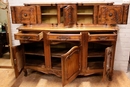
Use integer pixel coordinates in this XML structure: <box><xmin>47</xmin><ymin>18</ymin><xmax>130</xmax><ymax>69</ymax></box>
<box><xmin>14</xmin><ymin>32</ymin><xmax>43</xmax><ymax>41</ymax></box>
<box><xmin>47</xmin><ymin>32</ymin><xmax>81</xmax><ymax>41</ymax></box>
<box><xmin>88</xmin><ymin>32</ymin><xmax>117</xmax><ymax>41</ymax></box>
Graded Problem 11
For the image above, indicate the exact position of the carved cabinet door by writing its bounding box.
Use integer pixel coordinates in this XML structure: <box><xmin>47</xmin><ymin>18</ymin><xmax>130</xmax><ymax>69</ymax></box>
<box><xmin>103</xmin><ymin>46</ymin><xmax>113</xmax><ymax>81</ymax></box>
<box><xmin>11</xmin><ymin>6</ymin><xmax>37</xmax><ymax>24</ymax></box>
<box><xmin>63</xmin><ymin>5</ymin><xmax>77</xmax><ymax>27</ymax></box>
<box><xmin>98</xmin><ymin>5</ymin><xmax>124</xmax><ymax>24</ymax></box>
<box><xmin>61</xmin><ymin>46</ymin><xmax>81</xmax><ymax>86</ymax></box>
<box><xmin>12</xmin><ymin>45</ymin><xmax>24</xmax><ymax>78</ymax></box>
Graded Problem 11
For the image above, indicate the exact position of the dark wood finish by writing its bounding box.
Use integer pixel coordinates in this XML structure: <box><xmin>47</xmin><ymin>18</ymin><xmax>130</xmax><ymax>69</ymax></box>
<box><xmin>11</xmin><ymin>2</ymin><xmax>129</xmax><ymax>86</ymax></box>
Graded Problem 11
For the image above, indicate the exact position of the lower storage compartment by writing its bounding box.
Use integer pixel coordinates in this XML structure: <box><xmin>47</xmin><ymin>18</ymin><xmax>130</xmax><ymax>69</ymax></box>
<box><xmin>87</xmin><ymin>57</ymin><xmax>104</xmax><ymax>69</ymax></box>
<box><xmin>52</xmin><ymin>57</ymin><xmax>61</xmax><ymax>70</ymax></box>
<box><xmin>25</xmin><ymin>55</ymin><xmax>45</xmax><ymax>67</ymax></box>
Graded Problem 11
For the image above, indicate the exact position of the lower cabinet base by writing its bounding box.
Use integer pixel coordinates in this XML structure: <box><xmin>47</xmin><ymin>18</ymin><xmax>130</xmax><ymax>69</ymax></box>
<box><xmin>23</xmin><ymin>67</ymin><xmax>113</xmax><ymax>87</ymax></box>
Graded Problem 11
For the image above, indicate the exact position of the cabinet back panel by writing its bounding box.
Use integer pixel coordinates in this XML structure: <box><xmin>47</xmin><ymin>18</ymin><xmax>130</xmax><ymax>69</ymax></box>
<box><xmin>42</xmin><ymin>15</ymin><xmax>57</xmax><ymax>24</ymax></box>
<box><xmin>77</xmin><ymin>6</ymin><xmax>94</xmax><ymax>14</ymax></box>
<box><xmin>77</xmin><ymin>15</ymin><xmax>93</xmax><ymax>24</ymax></box>
<box><xmin>41</xmin><ymin>6</ymin><xmax>57</xmax><ymax>13</ymax></box>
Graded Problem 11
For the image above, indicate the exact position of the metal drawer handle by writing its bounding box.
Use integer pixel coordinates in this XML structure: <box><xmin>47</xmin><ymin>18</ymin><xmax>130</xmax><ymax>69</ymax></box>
<box><xmin>96</xmin><ymin>36</ymin><xmax>108</xmax><ymax>41</ymax></box>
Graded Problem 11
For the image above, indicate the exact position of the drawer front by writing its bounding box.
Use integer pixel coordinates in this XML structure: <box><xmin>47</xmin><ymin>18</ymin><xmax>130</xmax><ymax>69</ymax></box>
<box><xmin>14</xmin><ymin>32</ymin><xmax>43</xmax><ymax>41</ymax></box>
<box><xmin>88</xmin><ymin>32</ymin><xmax>117</xmax><ymax>41</ymax></box>
<box><xmin>47</xmin><ymin>32</ymin><xmax>81</xmax><ymax>41</ymax></box>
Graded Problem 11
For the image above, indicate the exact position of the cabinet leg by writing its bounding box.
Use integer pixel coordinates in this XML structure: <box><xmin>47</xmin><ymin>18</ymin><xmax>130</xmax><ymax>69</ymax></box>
<box><xmin>108</xmin><ymin>75</ymin><xmax>112</xmax><ymax>81</ymax></box>
<box><xmin>23</xmin><ymin>69</ymin><xmax>27</xmax><ymax>76</ymax></box>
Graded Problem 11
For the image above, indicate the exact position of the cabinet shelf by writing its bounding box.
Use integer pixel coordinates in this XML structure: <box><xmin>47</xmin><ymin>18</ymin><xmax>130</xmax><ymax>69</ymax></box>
<box><xmin>41</xmin><ymin>13</ymin><xmax>57</xmax><ymax>15</ymax></box>
<box><xmin>77</xmin><ymin>13</ymin><xmax>93</xmax><ymax>15</ymax></box>
<box><xmin>77</xmin><ymin>15</ymin><xmax>93</xmax><ymax>24</ymax></box>
<box><xmin>88</xmin><ymin>61</ymin><xmax>103</xmax><ymax>69</ymax></box>
<box><xmin>51</xmin><ymin>47</ymin><xmax>70</xmax><ymax>58</ymax></box>
<box><xmin>25</xmin><ymin>49</ymin><xmax>44</xmax><ymax>56</ymax></box>
<box><xmin>88</xmin><ymin>51</ymin><xmax>105</xmax><ymax>58</ymax></box>
<box><xmin>52</xmin><ymin>58</ymin><xmax>61</xmax><ymax>70</ymax></box>
<box><xmin>42</xmin><ymin>15</ymin><xmax>57</xmax><ymax>23</ymax></box>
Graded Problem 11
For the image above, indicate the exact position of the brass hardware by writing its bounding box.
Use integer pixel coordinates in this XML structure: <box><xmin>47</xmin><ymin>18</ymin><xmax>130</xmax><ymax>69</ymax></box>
<box><xmin>96</xmin><ymin>36</ymin><xmax>108</xmax><ymax>41</ymax></box>
<box><xmin>57</xmin><ymin>36</ymin><xmax>70</xmax><ymax>40</ymax></box>
<box><xmin>21</xmin><ymin>36</ymin><xmax>31</xmax><ymax>40</ymax></box>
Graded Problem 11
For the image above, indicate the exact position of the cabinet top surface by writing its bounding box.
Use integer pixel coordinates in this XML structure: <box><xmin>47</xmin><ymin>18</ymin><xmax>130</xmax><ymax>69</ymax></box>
<box><xmin>17</xmin><ymin>24</ymin><xmax>118</xmax><ymax>32</ymax></box>
<box><xmin>24</xmin><ymin>2</ymin><xmax>113</xmax><ymax>5</ymax></box>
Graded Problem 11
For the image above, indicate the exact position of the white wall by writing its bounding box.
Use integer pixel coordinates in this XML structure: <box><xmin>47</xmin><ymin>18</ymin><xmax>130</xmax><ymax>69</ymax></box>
<box><xmin>0</xmin><ymin>2</ymin><xmax>7</xmax><ymax>24</ymax></box>
<box><xmin>8</xmin><ymin>0</ymin><xmax>130</xmax><ymax>72</ymax></box>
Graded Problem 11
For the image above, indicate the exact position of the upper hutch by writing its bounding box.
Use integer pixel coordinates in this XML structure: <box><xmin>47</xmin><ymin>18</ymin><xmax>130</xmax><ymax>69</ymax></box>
<box><xmin>10</xmin><ymin>2</ymin><xmax>129</xmax><ymax>86</ymax></box>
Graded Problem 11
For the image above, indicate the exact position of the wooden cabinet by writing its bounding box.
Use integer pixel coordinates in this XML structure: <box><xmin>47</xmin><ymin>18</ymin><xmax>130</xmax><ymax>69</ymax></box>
<box><xmin>11</xmin><ymin>2</ymin><xmax>129</xmax><ymax>86</ymax></box>
<box><xmin>11</xmin><ymin>6</ymin><xmax>37</xmax><ymax>24</ymax></box>
<box><xmin>11</xmin><ymin>3</ymin><xmax>129</xmax><ymax>25</ymax></box>
<box><xmin>14</xmin><ymin>31</ymin><xmax>43</xmax><ymax>41</ymax></box>
<box><xmin>98</xmin><ymin>5</ymin><xmax>129</xmax><ymax>24</ymax></box>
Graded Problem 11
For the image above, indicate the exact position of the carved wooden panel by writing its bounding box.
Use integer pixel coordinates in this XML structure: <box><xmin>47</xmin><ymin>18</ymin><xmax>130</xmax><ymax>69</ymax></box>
<box><xmin>103</xmin><ymin>47</ymin><xmax>113</xmax><ymax>81</ymax></box>
<box><xmin>63</xmin><ymin>5</ymin><xmax>74</xmax><ymax>27</ymax></box>
<box><xmin>12</xmin><ymin>45</ymin><xmax>24</xmax><ymax>78</ymax></box>
<box><xmin>98</xmin><ymin>5</ymin><xmax>123</xmax><ymax>24</ymax></box>
<box><xmin>62</xmin><ymin>46</ymin><xmax>80</xmax><ymax>86</ymax></box>
<box><xmin>11</xmin><ymin>6</ymin><xmax>37</xmax><ymax>24</ymax></box>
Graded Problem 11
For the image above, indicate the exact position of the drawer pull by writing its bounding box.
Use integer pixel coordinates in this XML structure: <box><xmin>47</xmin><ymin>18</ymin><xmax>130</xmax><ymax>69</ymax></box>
<box><xmin>96</xmin><ymin>36</ymin><xmax>108</xmax><ymax>41</ymax></box>
<box><xmin>24</xmin><ymin>13</ymin><xmax>27</xmax><ymax>17</ymax></box>
<box><xmin>57</xmin><ymin>36</ymin><xmax>70</xmax><ymax>40</ymax></box>
<box><xmin>109</xmin><ymin>13</ymin><xmax>113</xmax><ymax>17</ymax></box>
<box><xmin>21</xmin><ymin>36</ymin><xmax>31</xmax><ymax>40</ymax></box>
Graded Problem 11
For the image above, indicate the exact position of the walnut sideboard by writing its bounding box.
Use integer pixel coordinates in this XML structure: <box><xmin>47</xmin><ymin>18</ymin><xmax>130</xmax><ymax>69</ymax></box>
<box><xmin>10</xmin><ymin>2</ymin><xmax>129</xmax><ymax>86</ymax></box>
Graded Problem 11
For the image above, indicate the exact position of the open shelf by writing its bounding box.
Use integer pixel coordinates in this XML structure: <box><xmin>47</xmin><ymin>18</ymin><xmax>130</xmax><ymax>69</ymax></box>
<box><xmin>41</xmin><ymin>13</ymin><xmax>57</xmax><ymax>15</ymax></box>
<box><xmin>88</xmin><ymin>50</ymin><xmax>105</xmax><ymax>58</ymax></box>
<box><xmin>41</xmin><ymin>6</ymin><xmax>57</xmax><ymax>14</ymax></box>
<box><xmin>77</xmin><ymin>6</ymin><xmax>93</xmax><ymax>14</ymax></box>
<box><xmin>25</xmin><ymin>48</ymin><xmax>44</xmax><ymax>56</ymax></box>
<box><xmin>52</xmin><ymin>57</ymin><xmax>61</xmax><ymax>70</ymax></box>
<box><xmin>77</xmin><ymin>6</ymin><xmax>94</xmax><ymax>24</ymax></box>
<box><xmin>77</xmin><ymin>15</ymin><xmax>93</xmax><ymax>24</ymax></box>
<box><xmin>24</xmin><ymin>42</ymin><xmax>44</xmax><ymax>56</ymax></box>
<box><xmin>42</xmin><ymin>15</ymin><xmax>57</xmax><ymax>24</ymax></box>
<box><xmin>41</xmin><ymin>6</ymin><xmax>57</xmax><ymax>24</ymax></box>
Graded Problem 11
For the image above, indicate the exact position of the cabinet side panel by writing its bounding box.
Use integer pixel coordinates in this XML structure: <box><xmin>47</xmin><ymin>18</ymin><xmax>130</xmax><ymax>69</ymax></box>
<box><xmin>10</xmin><ymin>7</ymin><xmax>16</xmax><ymax>23</ymax></box>
<box><xmin>122</xmin><ymin>4</ymin><xmax>129</xmax><ymax>24</ymax></box>
<box><xmin>36</xmin><ymin>6</ymin><xmax>42</xmax><ymax>24</ymax></box>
